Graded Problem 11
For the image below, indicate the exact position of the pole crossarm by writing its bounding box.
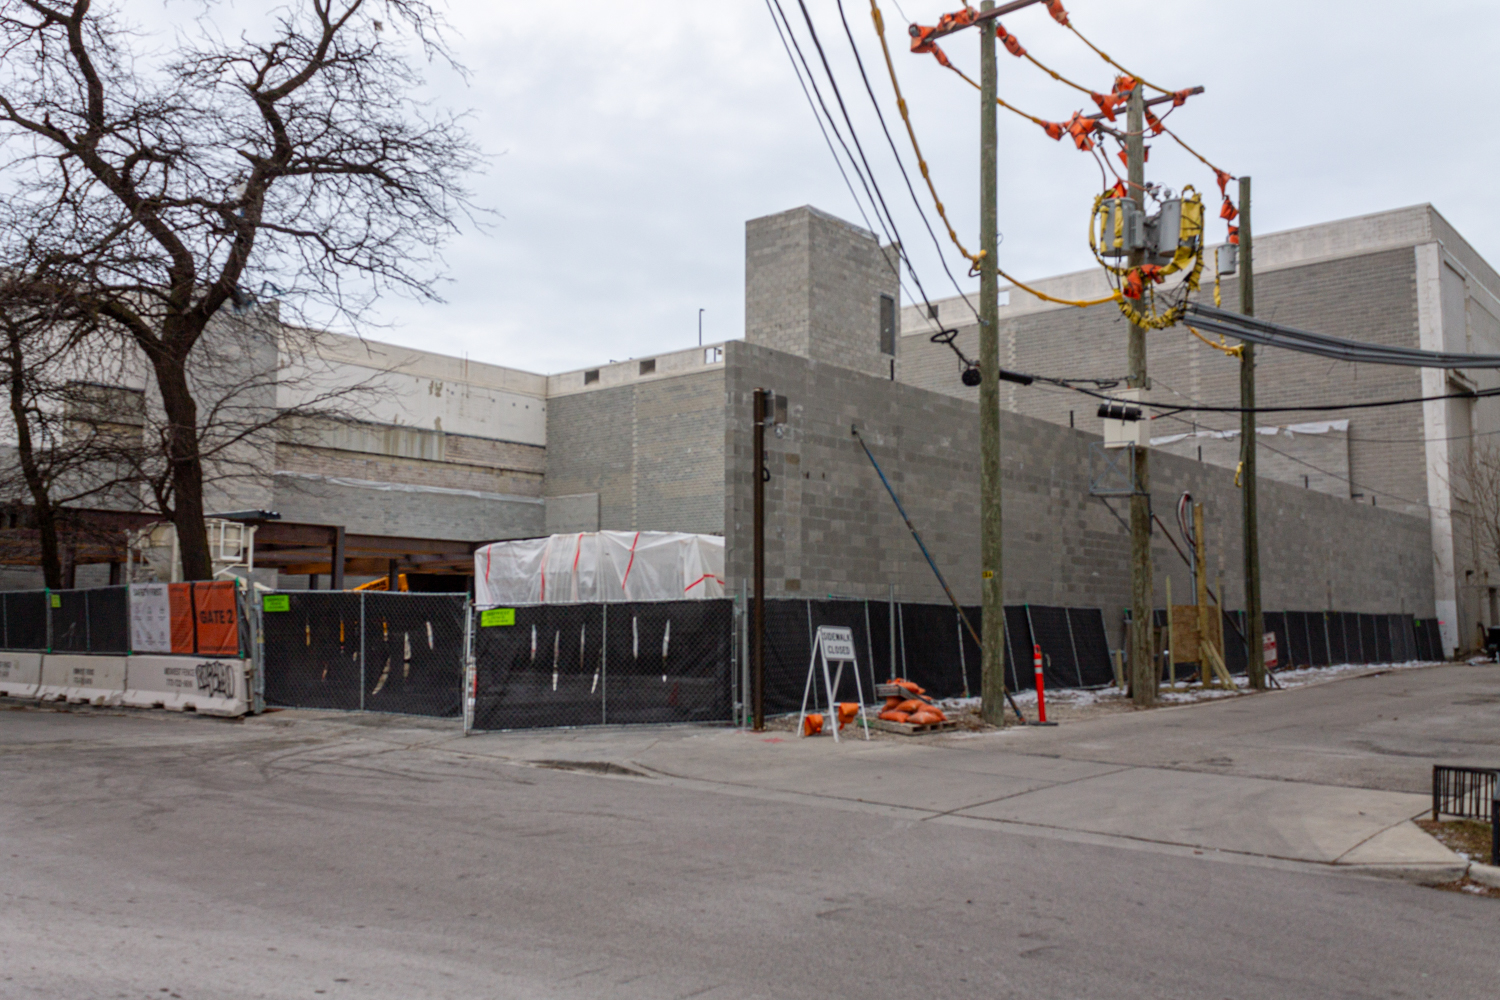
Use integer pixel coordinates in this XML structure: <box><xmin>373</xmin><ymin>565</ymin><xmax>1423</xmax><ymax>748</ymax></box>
<box><xmin>1184</xmin><ymin>303</ymin><xmax>1500</xmax><ymax>368</ymax></box>
<box><xmin>922</xmin><ymin>0</ymin><xmax>1047</xmax><ymax>40</ymax></box>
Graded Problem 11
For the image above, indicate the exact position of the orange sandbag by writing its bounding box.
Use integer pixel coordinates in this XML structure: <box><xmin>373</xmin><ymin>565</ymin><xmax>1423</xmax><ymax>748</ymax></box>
<box><xmin>909</xmin><ymin>711</ymin><xmax>942</xmax><ymax>726</ymax></box>
<box><xmin>883</xmin><ymin>695</ymin><xmax>903</xmax><ymax>710</ymax></box>
<box><xmin>803</xmin><ymin>713</ymin><xmax>824</xmax><ymax>736</ymax></box>
<box><xmin>889</xmin><ymin>678</ymin><xmax>926</xmax><ymax>695</ymax></box>
<box><xmin>837</xmin><ymin>702</ymin><xmax>860</xmax><ymax>728</ymax></box>
<box><xmin>878</xmin><ymin>710</ymin><xmax>910</xmax><ymax>723</ymax></box>
<box><xmin>895</xmin><ymin>699</ymin><xmax>925</xmax><ymax>714</ymax></box>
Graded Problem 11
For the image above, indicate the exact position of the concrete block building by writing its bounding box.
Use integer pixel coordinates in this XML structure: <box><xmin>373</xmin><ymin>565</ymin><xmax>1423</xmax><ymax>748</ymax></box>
<box><xmin>3</xmin><ymin>203</ymin><xmax>1486</xmax><ymax>654</ymax></box>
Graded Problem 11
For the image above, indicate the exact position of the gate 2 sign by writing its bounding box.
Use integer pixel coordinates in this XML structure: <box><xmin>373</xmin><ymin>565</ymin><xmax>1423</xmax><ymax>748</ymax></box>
<box><xmin>818</xmin><ymin>627</ymin><xmax>857</xmax><ymax>663</ymax></box>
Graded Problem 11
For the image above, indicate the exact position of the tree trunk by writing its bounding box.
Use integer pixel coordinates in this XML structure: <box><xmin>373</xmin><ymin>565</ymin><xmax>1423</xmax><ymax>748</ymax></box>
<box><xmin>153</xmin><ymin>355</ymin><xmax>213</xmax><ymax>580</ymax></box>
<box><xmin>4</xmin><ymin>332</ymin><xmax>63</xmax><ymax>587</ymax></box>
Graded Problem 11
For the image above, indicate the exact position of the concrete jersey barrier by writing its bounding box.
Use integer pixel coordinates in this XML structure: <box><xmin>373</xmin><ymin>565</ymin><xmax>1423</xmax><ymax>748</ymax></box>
<box><xmin>37</xmin><ymin>654</ymin><xmax>127</xmax><ymax>706</ymax></box>
<box><xmin>122</xmin><ymin>655</ymin><xmax>251</xmax><ymax>717</ymax></box>
<box><xmin>0</xmin><ymin>652</ymin><xmax>42</xmax><ymax>699</ymax></box>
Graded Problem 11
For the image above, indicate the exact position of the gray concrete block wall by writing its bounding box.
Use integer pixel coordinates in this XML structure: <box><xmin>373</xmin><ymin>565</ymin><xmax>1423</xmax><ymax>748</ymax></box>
<box><xmin>900</xmin><ymin>247</ymin><xmax>1429</xmax><ymax>519</ymax></box>
<box><xmin>723</xmin><ymin>340</ymin><xmax>1434</xmax><ymax>624</ymax></box>
<box><xmin>545</xmin><ymin>369</ymin><xmax>726</xmax><ymax>536</ymax></box>
<box><xmin>746</xmin><ymin>206</ymin><xmax>899</xmax><ymax>380</ymax></box>
<box><xmin>270</xmin><ymin>476</ymin><xmax>543</xmax><ymax>543</ymax></box>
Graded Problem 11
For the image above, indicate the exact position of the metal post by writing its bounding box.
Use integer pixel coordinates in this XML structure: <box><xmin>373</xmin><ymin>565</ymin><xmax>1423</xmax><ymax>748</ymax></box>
<box><xmin>977</xmin><ymin>0</ymin><xmax>1006</xmax><ymax>726</ymax></box>
<box><xmin>462</xmin><ymin>597</ymin><xmax>474</xmax><ymax>735</ymax></box>
<box><xmin>752</xmin><ymin>387</ymin><xmax>767</xmax><ymax>731</ymax></box>
<box><xmin>888</xmin><ymin>583</ymin><xmax>896</xmax><ymax>679</ymax></box>
<box><xmin>740</xmin><ymin>578</ymin><xmax>751</xmax><ymax>727</ymax></box>
<box><xmin>1194</xmin><ymin>504</ymin><xmax>1212</xmax><ymax>686</ymax></box>
<box><xmin>600</xmin><ymin>603</ymin><xmax>608</xmax><ymax>725</ymax></box>
<box><xmin>1126</xmin><ymin>82</ymin><xmax>1155</xmax><ymax>707</ymax></box>
<box><xmin>358</xmin><ymin>590</ymin><xmax>366</xmax><ymax>711</ymax></box>
<box><xmin>1165</xmin><ymin>575</ymin><xmax>1176</xmax><ymax>686</ymax></box>
<box><xmin>1238</xmin><ymin>176</ymin><xmax>1265</xmax><ymax>689</ymax></box>
<box><xmin>331</xmin><ymin>525</ymin><xmax>346</xmax><ymax>591</ymax></box>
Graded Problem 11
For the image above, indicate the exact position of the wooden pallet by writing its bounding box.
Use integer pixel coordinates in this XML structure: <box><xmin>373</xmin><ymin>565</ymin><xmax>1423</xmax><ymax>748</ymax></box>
<box><xmin>868</xmin><ymin>716</ymin><xmax>958</xmax><ymax>736</ymax></box>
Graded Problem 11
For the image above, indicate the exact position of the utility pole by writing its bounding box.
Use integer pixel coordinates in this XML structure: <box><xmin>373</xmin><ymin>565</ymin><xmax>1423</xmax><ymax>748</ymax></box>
<box><xmin>1238</xmin><ymin>176</ymin><xmax>1265</xmax><ymax>689</ymax></box>
<box><xmin>752</xmin><ymin>387</ymin><xmax>767</xmax><ymax>730</ymax></box>
<box><xmin>1126</xmin><ymin>83</ymin><xmax>1156</xmax><ymax>706</ymax></box>
<box><xmin>977</xmin><ymin>0</ymin><xmax>1006</xmax><ymax>726</ymax></box>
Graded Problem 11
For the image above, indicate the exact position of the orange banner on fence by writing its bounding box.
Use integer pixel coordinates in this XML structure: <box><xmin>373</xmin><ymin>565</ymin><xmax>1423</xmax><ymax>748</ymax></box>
<box><xmin>193</xmin><ymin>581</ymin><xmax>240</xmax><ymax>656</ymax></box>
<box><xmin>169</xmin><ymin>584</ymin><xmax>195</xmax><ymax>654</ymax></box>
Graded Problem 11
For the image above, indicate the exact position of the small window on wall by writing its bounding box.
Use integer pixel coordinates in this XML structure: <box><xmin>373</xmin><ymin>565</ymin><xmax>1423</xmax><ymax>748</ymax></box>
<box><xmin>583</xmin><ymin>369</ymin><xmax>599</xmax><ymax>385</ymax></box>
<box><xmin>639</xmin><ymin>359</ymin><xmax>656</xmax><ymax>375</ymax></box>
<box><xmin>879</xmin><ymin>294</ymin><xmax>896</xmax><ymax>355</ymax></box>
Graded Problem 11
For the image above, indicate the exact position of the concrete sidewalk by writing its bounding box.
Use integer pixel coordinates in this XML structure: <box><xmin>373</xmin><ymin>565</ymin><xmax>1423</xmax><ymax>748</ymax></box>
<box><xmin>396</xmin><ymin>718</ymin><xmax>1460</xmax><ymax>880</ymax></box>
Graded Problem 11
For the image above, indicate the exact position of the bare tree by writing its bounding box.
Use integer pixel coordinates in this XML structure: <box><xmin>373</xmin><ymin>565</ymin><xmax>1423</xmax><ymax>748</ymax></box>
<box><xmin>0</xmin><ymin>0</ymin><xmax>479</xmax><ymax>578</ymax></box>
<box><xmin>0</xmin><ymin>272</ymin><xmax>142</xmax><ymax>586</ymax></box>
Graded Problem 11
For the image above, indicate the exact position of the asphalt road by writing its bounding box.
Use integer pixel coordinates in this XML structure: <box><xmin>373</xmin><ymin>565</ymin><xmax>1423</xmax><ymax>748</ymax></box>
<box><xmin>2</xmin><ymin>666</ymin><xmax>1498</xmax><ymax>999</ymax></box>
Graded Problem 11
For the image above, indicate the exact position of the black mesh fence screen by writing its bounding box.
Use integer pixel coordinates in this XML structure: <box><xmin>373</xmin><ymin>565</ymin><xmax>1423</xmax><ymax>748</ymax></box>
<box><xmin>1375</xmin><ymin>615</ymin><xmax>1393</xmax><ymax>663</ymax></box>
<box><xmin>1004</xmin><ymin>605</ymin><xmax>1032</xmax><ymax>691</ymax></box>
<box><xmin>1327</xmin><ymin>612</ymin><xmax>1349</xmax><ymax>665</ymax></box>
<box><xmin>1223</xmin><ymin>610</ymin><xmax>1248</xmax><ymax>674</ymax></box>
<box><xmin>1307</xmin><ymin>614</ymin><xmax>1331</xmax><ymax>667</ymax></box>
<box><xmin>600</xmin><ymin>601</ymin><xmax>733</xmax><ymax>725</ymax></box>
<box><xmin>1068</xmin><ymin>608</ymin><xmax>1114</xmax><ymax>686</ymax></box>
<box><xmin>0</xmin><ymin>587</ymin><xmax>129</xmax><ymax>653</ymax></box>
<box><xmin>86</xmin><ymin>587</ymin><xmax>130</xmax><ymax>653</ymax></box>
<box><xmin>262</xmin><ymin>591</ymin><xmax>468</xmax><ymax>717</ymax></box>
<box><xmin>1358</xmin><ymin>614</ymin><xmax>1379</xmax><ymax>664</ymax></box>
<box><xmin>362</xmin><ymin>593</ymin><xmax>467</xmax><ymax>717</ymax></box>
<box><xmin>1414</xmin><ymin>619</ymin><xmax>1439</xmax><ymax>661</ymax></box>
<box><xmin>1284</xmin><ymin>612</ymin><xmax>1311</xmax><ymax>667</ymax></box>
<box><xmin>262</xmin><ymin>591</ymin><xmax>364</xmax><ymax>711</ymax></box>
<box><xmin>472</xmin><ymin>600</ymin><xmax>731</xmax><ymax>730</ymax></box>
<box><xmin>1026</xmin><ymin>606</ymin><xmax>1082</xmax><ymax>689</ymax></box>
<box><xmin>1396</xmin><ymin>615</ymin><xmax>1418</xmax><ymax>662</ymax></box>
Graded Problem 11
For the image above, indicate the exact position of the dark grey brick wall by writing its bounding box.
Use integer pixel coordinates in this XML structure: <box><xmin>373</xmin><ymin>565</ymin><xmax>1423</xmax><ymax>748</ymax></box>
<box><xmin>723</xmin><ymin>340</ymin><xmax>1434</xmax><ymax>623</ymax></box>
<box><xmin>545</xmin><ymin>369</ymin><xmax>725</xmax><ymax>535</ymax></box>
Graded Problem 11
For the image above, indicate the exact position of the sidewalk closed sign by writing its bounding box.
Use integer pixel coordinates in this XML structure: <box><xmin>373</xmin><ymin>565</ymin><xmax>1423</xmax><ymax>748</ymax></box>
<box><xmin>818</xmin><ymin>627</ymin><xmax>856</xmax><ymax>662</ymax></box>
<box><xmin>1263</xmin><ymin>632</ymin><xmax>1278</xmax><ymax>668</ymax></box>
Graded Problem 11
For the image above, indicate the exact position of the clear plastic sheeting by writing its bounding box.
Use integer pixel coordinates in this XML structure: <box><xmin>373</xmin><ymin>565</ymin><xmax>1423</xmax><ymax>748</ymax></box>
<box><xmin>474</xmin><ymin>531</ymin><xmax>725</xmax><ymax>605</ymax></box>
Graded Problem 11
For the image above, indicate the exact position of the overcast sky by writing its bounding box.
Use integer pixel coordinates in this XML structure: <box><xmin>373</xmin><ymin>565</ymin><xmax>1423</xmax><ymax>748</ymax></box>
<box><xmin>192</xmin><ymin>1</ymin><xmax>1500</xmax><ymax>373</ymax></box>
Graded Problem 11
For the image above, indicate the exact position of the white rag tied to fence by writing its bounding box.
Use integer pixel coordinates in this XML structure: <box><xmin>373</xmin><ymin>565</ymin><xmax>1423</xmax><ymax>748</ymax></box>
<box><xmin>474</xmin><ymin>531</ymin><xmax>725</xmax><ymax>605</ymax></box>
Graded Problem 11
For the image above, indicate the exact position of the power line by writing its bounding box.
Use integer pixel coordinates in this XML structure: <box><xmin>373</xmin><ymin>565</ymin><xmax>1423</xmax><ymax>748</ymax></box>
<box><xmin>787</xmin><ymin>0</ymin><xmax>943</xmax><ymax>316</ymax></box>
<box><xmin>833</xmin><ymin>0</ymin><xmax>980</xmax><ymax>321</ymax></box>
<box><xmin>762</xmin><ymin>0</ymin><xmax>936</xmax><ymax>335</ymax></box>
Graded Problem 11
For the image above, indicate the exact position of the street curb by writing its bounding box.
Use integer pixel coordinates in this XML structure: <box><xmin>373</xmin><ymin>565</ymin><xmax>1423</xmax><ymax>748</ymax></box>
<box><xmin>1335</xmin><ymin>862</ymin><xmax>1469</xmax><ymax>885</ymax></box>
<box><xmin>1467</xmin><ymin>862</ymin><xmax>1500</xmax><ymax>889</ymax></box>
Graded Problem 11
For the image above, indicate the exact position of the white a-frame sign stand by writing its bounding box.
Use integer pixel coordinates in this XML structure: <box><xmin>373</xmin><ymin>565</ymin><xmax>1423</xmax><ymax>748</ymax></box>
<box><xmin>798</xmin><ymin>626</ymin><xmax>870</xmax><ymax>742</ymax></box>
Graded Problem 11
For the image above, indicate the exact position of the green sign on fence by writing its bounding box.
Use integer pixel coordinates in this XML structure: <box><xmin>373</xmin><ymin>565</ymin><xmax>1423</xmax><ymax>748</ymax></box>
<box><xmin>50</xmin><ymin>593</ymin><xmax>60</xmax><ymax>608</ymax></box>
<box><xmin>480</xmin><ymin>608</ymin><xmax>516</xmax><ymax>627</ymax></box>
<box><xmin>262</xmin><ymin>594</ymin><xmax>291</xmax><ymax>613</ymax></box>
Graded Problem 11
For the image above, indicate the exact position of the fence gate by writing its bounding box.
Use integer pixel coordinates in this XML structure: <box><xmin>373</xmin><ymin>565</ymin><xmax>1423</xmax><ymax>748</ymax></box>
<box><xmin>468</xmin><ymin>600</ymin><xmax>734</xmax><ymax>732</ymax></box>
<box><xmin>260</xmin><ymin>591</ymin><xmax>469</xmax><ymax>718</ymax></box>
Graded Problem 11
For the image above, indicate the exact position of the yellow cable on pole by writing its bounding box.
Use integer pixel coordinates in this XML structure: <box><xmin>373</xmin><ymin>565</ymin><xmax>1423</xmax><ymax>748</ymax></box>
<box><xmin>869</xmin><ymin>0</ymin><xmax>981</xmax><ymax>266</ymax></box>
<box><xmin>870</xmin><ymin>0</ymin><xmax>1116</xmax><ymax>312</ymax></box>
<box><xmin>1064</xmin><ymin>23</ymin><xmax>1173</xmax><ymax>95</ymax></box>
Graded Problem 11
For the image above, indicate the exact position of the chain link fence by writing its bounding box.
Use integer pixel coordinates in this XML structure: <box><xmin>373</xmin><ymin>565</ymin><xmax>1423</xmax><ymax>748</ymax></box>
<box><xmin>469</xmin><ymin>599</ymin><xmax>734</xmax><ymax>732</ymax></box>
<box><xmin>751</xmin><ymin>598</ymin><xmax>1116</xmax><ymax>718</ymax></box>
<box><xmin>0</xmin><ymin>586</ymin><xmax>132</xmax><ymax>653</ymax></box>
<box><xmin>260</xmin><ymin>591</ymin><xmax>468</xmax><ymax>717</ymax></box>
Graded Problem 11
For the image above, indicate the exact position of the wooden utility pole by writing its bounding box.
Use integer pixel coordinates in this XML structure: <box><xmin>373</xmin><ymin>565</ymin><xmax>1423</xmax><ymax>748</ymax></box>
<box><xmin>1126</xmin><ymin>83</ymin><xmax>1156</xmax><ymax>706</ymax></box>
<box><xmin>977</xmin><ymin>0</ymin><xmax>1006</xmax><ymax>726</ymax></box>
<box><xmin>1238</xmin><ymin>176</ymin><xmax>1265</xmax><ymax>689</ymax></box>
